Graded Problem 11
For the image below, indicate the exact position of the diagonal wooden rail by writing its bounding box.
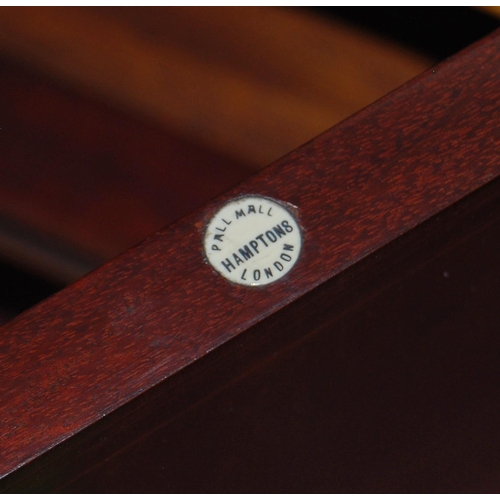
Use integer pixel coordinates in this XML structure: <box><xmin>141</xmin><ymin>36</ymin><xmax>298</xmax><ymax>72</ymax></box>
<box><xmin>1</xmin><ymin>29</ymin><xmax>500</xmax><ymax>492</ymax></box>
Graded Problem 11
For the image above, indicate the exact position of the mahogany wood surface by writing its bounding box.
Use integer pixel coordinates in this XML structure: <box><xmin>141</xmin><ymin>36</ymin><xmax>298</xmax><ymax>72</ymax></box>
<box><xmin>1</xmin><ymin>30</ymin><xmax>500</xmax><ymax>492</ymax></box>
<box><xmin>53</xmin><ymin>172</ymin><xmax>500</xmax><ymax>493</ymax></box>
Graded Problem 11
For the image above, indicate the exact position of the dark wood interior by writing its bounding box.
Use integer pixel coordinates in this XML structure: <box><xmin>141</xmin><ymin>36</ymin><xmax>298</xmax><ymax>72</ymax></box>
<box><xmin>0</xmin><ymin>7</ymin><xmax>499</xmax><ymax>493</ymax></box>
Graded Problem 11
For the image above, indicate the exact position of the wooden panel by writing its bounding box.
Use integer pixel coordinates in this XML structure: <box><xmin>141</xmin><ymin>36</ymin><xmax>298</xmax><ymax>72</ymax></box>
<box><xmin>1</xmin><ymin>30</ymin><xmax>499</xmax><ymax>491</ymax></box>
<box><xmin>59</xmin><ymin>176</ymin><xmax>500</xmax><ymax>492</ymax></box>
<box><xmin>0</xmin><ymin>7</ymin><xmax>433</xmax><ymax>167</ymax></box>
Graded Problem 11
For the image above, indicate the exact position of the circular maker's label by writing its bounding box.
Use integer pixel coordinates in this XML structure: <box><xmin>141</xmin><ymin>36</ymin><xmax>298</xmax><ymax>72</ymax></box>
<box><xmin>203</xmin><ymin>196</ymin><xmax>302</xmax><ymax>286</ymax></box>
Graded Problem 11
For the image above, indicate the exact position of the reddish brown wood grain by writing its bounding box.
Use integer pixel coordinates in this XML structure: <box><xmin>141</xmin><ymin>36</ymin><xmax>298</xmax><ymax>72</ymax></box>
<box><xmin>57</xmin><ymin>175</ymin><xmax>500</xmax><ymax>493</ymax></box>
<box><xmin>1</xmin><ymin>30</ymin><xmax>500</xmax><ymax>490</ymax></box>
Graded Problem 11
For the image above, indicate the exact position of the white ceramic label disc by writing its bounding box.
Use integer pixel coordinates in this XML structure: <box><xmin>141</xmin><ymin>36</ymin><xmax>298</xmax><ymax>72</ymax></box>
<box><xmin>203</xmin><ymin>196</ymin><xmax>302</xmax><ymax>286</ymax></box>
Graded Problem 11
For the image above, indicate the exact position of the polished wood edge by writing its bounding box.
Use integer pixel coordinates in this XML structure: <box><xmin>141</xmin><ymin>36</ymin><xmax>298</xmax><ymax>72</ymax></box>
<box><xmin>1</xmin><ymin>29</ymin><xmax>500</xmax><ymax>479</ymax></box>
<box><xmin>6</xmin><ymin>163</ymin><xmax>500</xmax><ymax>493</ymax></box>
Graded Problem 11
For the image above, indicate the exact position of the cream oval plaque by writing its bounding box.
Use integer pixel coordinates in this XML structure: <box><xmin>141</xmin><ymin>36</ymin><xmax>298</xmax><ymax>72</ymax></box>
<box><xmin>203</xmin><ymin>196</ymin><xmax>302</xmax><ymax>286</ymax></box>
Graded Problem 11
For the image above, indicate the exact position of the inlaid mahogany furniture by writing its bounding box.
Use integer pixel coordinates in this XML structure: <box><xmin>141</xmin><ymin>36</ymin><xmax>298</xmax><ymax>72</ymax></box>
<box><xmin>1</xmin><ymin>22</ymin><xmax>500</xmax><ymax>493</ymax></box>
